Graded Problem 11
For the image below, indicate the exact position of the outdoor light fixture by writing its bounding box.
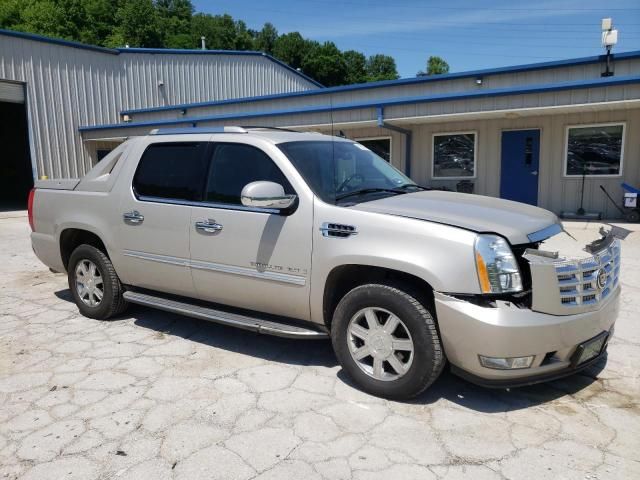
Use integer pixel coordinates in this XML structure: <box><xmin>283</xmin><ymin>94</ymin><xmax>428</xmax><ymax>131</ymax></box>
<box><xmin>601</xmin><ymin>18</ymin><xmax>618</xmax><ymax>77</ymax></box>
<box><xmin>180</xmin><ymin>108</ymin><xmax>187</xmax><ymax>116</ymax></box>
<box><xmin>122</xmin><ymin>114</ymin><xmax>131</xmax><ymax>122</ymax></box>
<box><xmin>475</xmin><ymin>77</ymin><xmax>483</xmax><ymax>85</ymax></box>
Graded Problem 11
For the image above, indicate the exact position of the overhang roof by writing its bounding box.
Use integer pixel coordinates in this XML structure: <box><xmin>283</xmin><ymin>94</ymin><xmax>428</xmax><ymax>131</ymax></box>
<box><xmin>79</xmin><ymin>74</ymin><xmax>640</xmax><ymax>133</ymax></box>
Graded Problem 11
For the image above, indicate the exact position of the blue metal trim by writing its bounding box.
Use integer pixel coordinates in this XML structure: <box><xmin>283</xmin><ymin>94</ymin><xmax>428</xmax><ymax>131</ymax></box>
<box><xmin>0</xmin><ymin>28</ymin><xmax>118</xmax><ymax>54</ymax></box>
<box><xmin>0</xmin><ymin>29</ymin><xmax>322</xmax><ymax>88</ymax></box>
<box><xmin>376</xmin><ymin>106</ymin><xmax>413</xmax><ymax>177</ymax></box>
<box><xmin>117</xmin><ymin>47</ymin><xmax>265</xmax><ymax>56</ymax></box>
<box><xmin>120</xmin><ymin>50</ymin><xmax>640</xmax><ymax>116</ymax></box>
<box><xmin>80</xmin><ymin>74</ymin><xmax>640</xmax><ymax>133</ymax></box>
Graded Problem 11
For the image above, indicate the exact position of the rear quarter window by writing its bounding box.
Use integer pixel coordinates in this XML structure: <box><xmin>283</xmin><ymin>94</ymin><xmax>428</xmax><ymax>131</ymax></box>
<box><xmin>133</xmin><ymin>142</ymin><xmax>209</xmax><ymax>201</ymax></box>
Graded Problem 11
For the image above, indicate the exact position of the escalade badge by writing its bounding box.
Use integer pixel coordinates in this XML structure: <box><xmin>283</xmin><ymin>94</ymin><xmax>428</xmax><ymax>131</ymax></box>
<box><xmin>596</xmin><ymin>268</ymin><xmax>607</xmax><ymax>290</ymax></box>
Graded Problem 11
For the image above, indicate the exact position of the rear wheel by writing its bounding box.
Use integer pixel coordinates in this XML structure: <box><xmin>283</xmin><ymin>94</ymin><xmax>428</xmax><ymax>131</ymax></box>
<box><xmin>331</xmin><ymin>283</ymin><xmax>444</xmax><ymax>399</ymax></box>
<box><xmin>68</xmin><ymin>244</ymin><xmax>128</xmax><ymax>319</ymax></box>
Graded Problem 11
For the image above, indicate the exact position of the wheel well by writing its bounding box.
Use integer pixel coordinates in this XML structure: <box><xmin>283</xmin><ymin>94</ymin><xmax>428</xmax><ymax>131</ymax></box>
<box><xmin>322</xmin><ymin>265</ymin><xmax>435</xmax><ymax>330</ymax></box>
<box><xmin>60</xmin><ymin>229</ymin><xmax>108</xmax><ymax>270</ymax></box>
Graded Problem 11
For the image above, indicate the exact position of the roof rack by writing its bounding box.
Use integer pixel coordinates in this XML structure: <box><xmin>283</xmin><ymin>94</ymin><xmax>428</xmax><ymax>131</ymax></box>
<box><xmin>240</xmin><ymin>126</ymin><xmax>299</xmax><ymax>132</ymax></box>
<box><xmin>149</xmin><ymin>126</ymin><xmax>247</xmax><ymax>135</ymax></box>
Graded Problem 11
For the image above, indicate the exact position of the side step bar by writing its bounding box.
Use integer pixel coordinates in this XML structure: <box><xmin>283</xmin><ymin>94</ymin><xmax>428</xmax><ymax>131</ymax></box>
<box><xmin>123</xmin><ymin>291</ymin><xmax>329</xmax><ymax>340</ymax></box>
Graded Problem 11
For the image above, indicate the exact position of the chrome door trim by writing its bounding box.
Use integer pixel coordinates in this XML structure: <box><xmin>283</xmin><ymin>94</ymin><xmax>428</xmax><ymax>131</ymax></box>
<box><xmin>122</xmin><ymin>250</ymin><xmax>189</xmax><ymax>267</ymax></box>
<box><xmin>190</xmin><ymin>259</ymin><xmax>306</xmax><ymax>286</ymax></box>
<box><xmin>121</xmin><ymin>250</ymin><xmax>306</xmax><ymax>286</ymax></box>
<box><xmin>136</xmin><ymin>195</ymin><xmax>281</xmax><ymax>215</ymax></box>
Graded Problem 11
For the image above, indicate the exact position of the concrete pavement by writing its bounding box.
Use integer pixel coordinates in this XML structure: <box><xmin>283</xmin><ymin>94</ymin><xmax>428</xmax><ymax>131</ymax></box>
<box><xmin>1</xmin><ymin>214</ymin><xmax>639</xmax><ymax>479</ymax></box>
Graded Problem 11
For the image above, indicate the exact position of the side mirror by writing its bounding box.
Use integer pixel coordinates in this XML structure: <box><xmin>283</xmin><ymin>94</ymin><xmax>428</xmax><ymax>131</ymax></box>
<box><xmin>240</xmin><ymin>181</ymin><xmax>297</xmax><ymax>210</ymax></box>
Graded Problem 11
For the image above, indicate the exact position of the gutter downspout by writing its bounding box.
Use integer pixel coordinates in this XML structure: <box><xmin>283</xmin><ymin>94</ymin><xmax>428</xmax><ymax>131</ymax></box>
<box><xmin>376</xmin><ymin>106</ymin><xmax>412</xmax><ymax>177</ymax></box>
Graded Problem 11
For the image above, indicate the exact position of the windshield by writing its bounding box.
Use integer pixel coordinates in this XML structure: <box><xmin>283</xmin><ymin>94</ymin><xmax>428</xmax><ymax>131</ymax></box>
<box><xmin>278</xmin><ymin>140</ymin><xmax>417</xmax><ymax>204</ymax></box>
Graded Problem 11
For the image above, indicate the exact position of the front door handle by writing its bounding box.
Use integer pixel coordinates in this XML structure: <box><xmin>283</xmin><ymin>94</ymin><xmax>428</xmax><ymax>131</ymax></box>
<box><xmin>195</xmin><ymin>219</ymin><xmax>223</xmax><ymax>234</ymax></box>
<box><xmin>531</xmin><ymin>171</ymin><xmax>539</xmax><ymax>176</ymax></box>
<box><xmin>123</xmin><ymin>210</ymin><xmax>144</xmax><ymax>224</ymax></box>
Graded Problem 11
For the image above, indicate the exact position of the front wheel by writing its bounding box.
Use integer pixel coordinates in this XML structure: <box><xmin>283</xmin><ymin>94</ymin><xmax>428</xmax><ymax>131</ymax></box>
<box><xmin>331</xmin><ymin>283</ymin><xmax>445</xmax><ymax>399</ymax></box>
<box><xmin>68</xmin><ymin>244</ymin><xmax>128</xmax><ymax>320</ymax></box>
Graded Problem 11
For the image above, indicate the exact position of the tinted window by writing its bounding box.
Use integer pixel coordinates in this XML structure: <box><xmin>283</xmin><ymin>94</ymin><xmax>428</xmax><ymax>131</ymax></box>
<box><xmin>205</xmin><ymin>143</ymin><xmax>293</xmax><ymax>205</ymax></box>
<box><xmin>133</xmin><ymin>143</ymin><xmax>208</xmax><ymax>201</ymax></box>
<box><xmin>566</xmin><ymin>124</ymin><xmax>623</xmax><ymax>176</ymax></box>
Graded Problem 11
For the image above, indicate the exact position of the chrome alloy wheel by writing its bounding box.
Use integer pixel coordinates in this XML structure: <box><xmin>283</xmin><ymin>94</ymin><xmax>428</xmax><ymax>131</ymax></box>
<box><xmin>347</xmin><ymin>307</ymin><xmax>414</xmax><ymax>381</ymax></box>
<box><xmin>75</xmin><ymin>259</ymin><xmax>104</xmax><ymax>307</ymax></box>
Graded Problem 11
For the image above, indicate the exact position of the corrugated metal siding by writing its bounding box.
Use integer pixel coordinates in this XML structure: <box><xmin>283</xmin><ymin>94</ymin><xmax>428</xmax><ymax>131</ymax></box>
<box><xmin>0</xmin><ymin>34</ymin><xmax>318</xmax><ymax>178</ymax></box>
<box><xmin>0</xmin><ymin>79</ymin><xmax>24</xmax><ymax>102</ymax></box>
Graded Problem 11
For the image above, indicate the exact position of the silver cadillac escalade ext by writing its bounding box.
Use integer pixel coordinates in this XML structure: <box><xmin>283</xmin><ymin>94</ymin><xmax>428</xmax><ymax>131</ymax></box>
<box><xmin>29</xmin><ymin>126</ymin><xmax>620</xmax><ymax>399</ymax></box>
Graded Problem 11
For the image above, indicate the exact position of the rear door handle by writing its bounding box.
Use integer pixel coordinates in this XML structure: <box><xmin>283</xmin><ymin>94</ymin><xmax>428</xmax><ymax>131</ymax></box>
<box><xmin>195</xmin><ymin>219</ymin><xmax>223</xmax><ymax>234</ymax></box>
<box><xmin>123</xmin><ymin>210</ymin><xmax>144</xmax><ymax>224</ymax></box>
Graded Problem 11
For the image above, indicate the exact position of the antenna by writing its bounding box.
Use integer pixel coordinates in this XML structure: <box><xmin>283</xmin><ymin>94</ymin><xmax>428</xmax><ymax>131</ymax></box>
<box><xmin>601</xmin><ymin>18</ymin><xmax>618</xmax><ymax>77</ymax></box>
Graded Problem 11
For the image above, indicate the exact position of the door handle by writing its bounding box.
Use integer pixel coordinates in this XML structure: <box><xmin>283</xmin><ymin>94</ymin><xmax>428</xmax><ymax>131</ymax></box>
<box><xmin>195</xmin><ymin>219</ymin><xmax>223</xmax><ymax>234</ymax></box>
<box><xmin>531</xmin><ymin>171</ymin><xmax>539</xmax><ymax>176</ymax></box>
<box><xmin>123</xmin><ymin>210</ymin><xmax>144</xmax><ymax>224</ymax></box>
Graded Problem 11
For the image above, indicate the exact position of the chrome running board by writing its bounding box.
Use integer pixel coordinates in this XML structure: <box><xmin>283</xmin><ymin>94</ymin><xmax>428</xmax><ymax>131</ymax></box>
<box><xmin>123</xmin><ymin>291</ymin><xmax>329</xmax><ymax>339</ymax></box>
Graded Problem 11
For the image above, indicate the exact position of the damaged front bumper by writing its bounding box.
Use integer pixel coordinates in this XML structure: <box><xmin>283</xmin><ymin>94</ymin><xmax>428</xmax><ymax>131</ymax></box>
<box><xmin>434</xmin><ymin>288</ymin><xmax>619</xmax><ymax>387</ymax></box>
<box><xmin>434</xmin><ymin>227</ymin><xmax>622</xmax><ymax>388</ymax></box>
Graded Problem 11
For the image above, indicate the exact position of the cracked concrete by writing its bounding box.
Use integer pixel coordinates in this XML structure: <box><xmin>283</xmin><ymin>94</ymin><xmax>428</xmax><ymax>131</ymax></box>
<box><xmin>1</xmin><ymin>214</ymin><xmax>640</xmax><ymax>479</ymax></box>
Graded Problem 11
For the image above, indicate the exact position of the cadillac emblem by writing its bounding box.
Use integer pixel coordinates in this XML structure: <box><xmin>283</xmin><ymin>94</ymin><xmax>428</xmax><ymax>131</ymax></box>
<box><xmin>596</xmin><ymin>268</ymin><xmax>607</xmax><ymax>290</ymax></box>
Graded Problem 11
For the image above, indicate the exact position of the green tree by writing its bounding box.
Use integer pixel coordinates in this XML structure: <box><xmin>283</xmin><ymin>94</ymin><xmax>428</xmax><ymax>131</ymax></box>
<box><xmin>233</xmin><ymin>19</ymin><xmax>254</xmax><ymax>50</ymax></box>
<box><xmin>424</xmin><ymin>55</ymin><xmax>449</xmax><ymax>75</ymax></box>
<box><xmin>80</xmin><ymin>0</ymin><xmax>117</xmax><ymax>46</ymax></box>
<box><xmin>191</xmin><ymin>13</ymin><xmax>236</xmax><ymax>50</ymax></box>
<box><xmin>342</xmin><ymin>50</ymin><xmax>367</xmax><ymax>84</ymax></box>
<box><xmin>107</xmin><ymin>0</ymin><xmax>163</xmax><ymax>48</ymax></box>
<box><xmin>272</xmin><ymin>31</ymin><xmax>307</xmax><ymax>69</ymax></box>
<box><xmin>366</xmin><ymin>54</ymin><xmax>399</xmax><ymax>82</ymax></box>
<box><xmin>301</xmin><ymin>41</ymin><xmax>347</xmax><ymax>86</ymax></box>
<box><xmin>255</xmin><ymin>22</ymin><xmax>277</xmax><ymax>54</ymax></box>
<box><xmin>157</xmin><ymin>0</ymin><xmax>193</xmax><ymax>48</ymax></box>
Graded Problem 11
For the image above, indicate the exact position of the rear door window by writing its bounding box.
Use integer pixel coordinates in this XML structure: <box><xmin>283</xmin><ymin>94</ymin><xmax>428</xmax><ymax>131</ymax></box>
<box><xmin>133</xmin><ymin>142</ymin><xmax>209</xmax><ymax>201</ymax></box>
<box><xmin>204</xmin><ymin>143</ymin><xmax>294</xmax><ymax>205</ymax></box>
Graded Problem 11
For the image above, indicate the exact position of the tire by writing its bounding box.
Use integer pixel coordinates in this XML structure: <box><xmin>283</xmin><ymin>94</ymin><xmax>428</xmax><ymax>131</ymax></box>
<box><xmin>68</xmin><ymin>244</ymin><xmax>128</xmax><ymax>320</ymax></box>
<box><xmin>331</xmin><ymin>283</ymin><xmax>445</xmax><ymax>400</ymax></box>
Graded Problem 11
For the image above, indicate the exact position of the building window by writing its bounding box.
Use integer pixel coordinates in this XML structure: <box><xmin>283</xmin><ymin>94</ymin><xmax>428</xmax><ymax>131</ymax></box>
<box><xmin>357</xmin><ymin>137</ymin><xmax>391</xmax><ymax>162</ymax></box>
<box><xmin>432</xmin><ymin>132</ymin><xmax>476</xmax><ymax>179</ymax></box>
<box><xmin>96</xmin><ymin>149</ymin><xmax>112</xmax><ymax>162</ymax></box>
<box><xmin>565</xmin><ymin>123</ymin><xmax>624</xmax><ymax>176</ymax></box>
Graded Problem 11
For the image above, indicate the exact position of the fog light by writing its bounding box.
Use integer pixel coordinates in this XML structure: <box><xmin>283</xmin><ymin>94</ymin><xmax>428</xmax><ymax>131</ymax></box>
<box><xmin>479</xmin><ymin>355</ymin><xmax>534</xmax><ymax>370</ymax></box>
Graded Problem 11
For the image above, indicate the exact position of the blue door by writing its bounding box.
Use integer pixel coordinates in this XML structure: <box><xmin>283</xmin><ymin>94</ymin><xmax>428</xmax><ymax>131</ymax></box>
<box><xmin>500</xmin><ymin>130</ymin><xmax>540</xmax><ymax>205</ymax></box>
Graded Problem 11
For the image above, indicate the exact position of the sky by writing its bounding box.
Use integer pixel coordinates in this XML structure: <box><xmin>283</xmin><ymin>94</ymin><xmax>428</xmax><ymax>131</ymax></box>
<box><xmin>193</xmin><ymin>0</ymin><xmax>640</xmax><ymax>78</ymax></box>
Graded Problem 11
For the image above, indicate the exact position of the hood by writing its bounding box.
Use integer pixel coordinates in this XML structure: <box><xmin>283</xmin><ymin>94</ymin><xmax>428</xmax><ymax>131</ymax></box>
<box><xmin>351</xmin><ymin>190</ymin><xmax>560</xmax><ymax>245</ymax></box>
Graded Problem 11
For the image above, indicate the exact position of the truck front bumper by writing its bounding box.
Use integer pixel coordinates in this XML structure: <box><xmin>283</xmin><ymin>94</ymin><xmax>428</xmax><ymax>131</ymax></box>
<box><xmin>434</xmin><ymin>287</ymin><xmax>619</xmax><ymax>387</ymax></box>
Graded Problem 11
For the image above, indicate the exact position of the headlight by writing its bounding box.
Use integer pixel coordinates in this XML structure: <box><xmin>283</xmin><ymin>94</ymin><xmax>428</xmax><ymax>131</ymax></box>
<box><xmin>474</xmin><ymin>234</ymin><xmax>523</xmax><ymax>294</ymax></box>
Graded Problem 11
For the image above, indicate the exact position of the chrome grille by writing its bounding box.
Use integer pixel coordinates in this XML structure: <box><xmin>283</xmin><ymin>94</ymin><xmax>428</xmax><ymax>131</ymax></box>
<box><xmin>553</xmin><ymin>240</ymin><xmax>620</xmax><ymax>308</ymax></box>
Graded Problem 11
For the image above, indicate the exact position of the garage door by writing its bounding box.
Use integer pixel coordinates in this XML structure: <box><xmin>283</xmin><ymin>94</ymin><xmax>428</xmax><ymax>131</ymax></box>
<box><xmin>0</xmin><ymin>81</ymin><xmax>25</xmax><ymax>103</ymax></box>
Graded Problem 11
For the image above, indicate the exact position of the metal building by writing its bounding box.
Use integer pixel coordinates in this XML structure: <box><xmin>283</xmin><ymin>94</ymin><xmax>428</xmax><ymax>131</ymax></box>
<box><xmin>0</xmin><ymin>29</ymin><xmax>321</xmax><ymax>207</ymax></box>
<box><xmin>82</xmin><ymin>50</ymin><xmax>640</xmax><ymax>218</ymax></box>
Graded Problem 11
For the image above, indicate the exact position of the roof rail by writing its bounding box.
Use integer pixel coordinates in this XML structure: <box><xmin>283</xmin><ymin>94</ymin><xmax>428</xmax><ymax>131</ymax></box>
<box><xmin>240</xmin><ymin>126</ymin><xmax>299</xmax><ymax>132</ymax></box>
<box><xmin>149</xmin><ymin>126</ymin><xmax>247</xmax><ymax>135</ymax></box>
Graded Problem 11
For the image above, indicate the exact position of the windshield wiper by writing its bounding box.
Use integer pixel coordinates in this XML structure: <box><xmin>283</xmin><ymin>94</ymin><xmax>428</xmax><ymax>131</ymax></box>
<box><xmin>335</xmin><ymin>188</ymin><xmax>405</xmax><ymax>202</ymax></box>
<box><xmin>394</xmin><ymin>183</ymin><xmax>429</xmax><ymax>191</ymax></box>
